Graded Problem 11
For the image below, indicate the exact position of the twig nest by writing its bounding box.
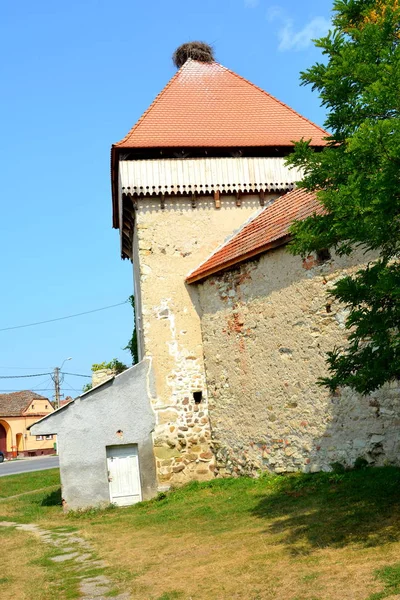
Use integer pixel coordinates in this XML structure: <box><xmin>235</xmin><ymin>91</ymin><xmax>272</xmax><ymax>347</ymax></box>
<box><xmin>172</xmin><ymin>42</ymin><xmax>215</xmax><ymax>68</ymax></box>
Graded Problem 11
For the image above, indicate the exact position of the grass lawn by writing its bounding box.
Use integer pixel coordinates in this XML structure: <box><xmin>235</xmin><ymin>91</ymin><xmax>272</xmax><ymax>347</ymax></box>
<box><xmin>1</xmin><ymin>467</ymin><xmax>400</xmax><ymax>599</ymax></box>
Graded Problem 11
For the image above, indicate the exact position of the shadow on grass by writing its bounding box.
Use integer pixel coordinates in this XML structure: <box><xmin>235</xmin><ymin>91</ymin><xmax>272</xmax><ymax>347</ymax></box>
<box><xmin>251</xmin><ymin>467</ymin><xmax>400</xmax><ymax>553</ymax></box>
<box><xmin>41</xmin><ymin>487</ymin><xmax>62</xmax><ymax>507</ymax></box>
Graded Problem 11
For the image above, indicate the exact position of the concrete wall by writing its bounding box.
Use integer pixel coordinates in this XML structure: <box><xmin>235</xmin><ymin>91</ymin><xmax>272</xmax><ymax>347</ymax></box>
<box><xmin>132</xmin><ymin>193</ymin><xmax>277</xmax><ymax>486</ymax></box>
<box><xmin>31</xmin><ymin>359</ymin><xmax>158</xmax><ymax>510</ymax></box>
<box><xmin>196</xmin><ymin>247</ymin><xmax>400</xmax><ymax>475</ymax></box>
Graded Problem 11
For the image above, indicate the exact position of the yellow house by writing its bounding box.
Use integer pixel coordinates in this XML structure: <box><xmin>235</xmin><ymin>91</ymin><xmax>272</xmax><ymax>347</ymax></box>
<box><xmin>0</xmin><ymin>391</ymin><xmax>55</xmax><ymax>458</ymax></box>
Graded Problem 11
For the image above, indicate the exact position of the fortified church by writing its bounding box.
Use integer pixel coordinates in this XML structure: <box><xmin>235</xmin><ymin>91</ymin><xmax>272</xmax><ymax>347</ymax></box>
<box><xmin>31</xmin><ymin>43</ymin><xmax>400</xmax><ymax>510</ymax></box>
<box><xmin>112</xmin><ymin>43</ymin><xmax>400</xmax><ymax>487</ymax></box>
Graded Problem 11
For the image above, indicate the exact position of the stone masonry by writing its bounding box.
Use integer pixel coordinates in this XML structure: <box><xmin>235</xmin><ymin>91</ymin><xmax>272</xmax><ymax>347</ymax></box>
<box><xmin>196</xmin><ymin>246</ymin><xmax>400</xmax><ymax>475</ymax></box>
<box><xmin>132</xmin><ymin>194</ymin><xmax>278</xmax><ymax>487</ymax></box>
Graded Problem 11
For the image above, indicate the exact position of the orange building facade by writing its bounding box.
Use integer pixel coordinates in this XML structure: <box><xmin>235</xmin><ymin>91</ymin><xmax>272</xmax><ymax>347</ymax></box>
<box><xmin>0</xmin><ymin>391</ymin><xmax>56</xmax><ymax>458</ymax></box>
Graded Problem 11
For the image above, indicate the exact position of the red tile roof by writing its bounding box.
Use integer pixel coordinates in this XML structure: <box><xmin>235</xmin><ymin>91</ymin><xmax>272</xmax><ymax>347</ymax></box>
<box><xmin>59</xmin><ymin>396</ymin><xmax>73</xmax><ymax>407</ymax></box>
<box><xmin>0</xmin><ymin>391</ymin><xmax>52</xmax><ymax>417</ymax></box>
<box><xmin>186</xmin><ymin>188</ymin><xmax>323</xmax><ymax>283</ymax></box>
<box><xmin>114</xmin><ymin>59</ymin><xmax>327</xmax><ymax>149</ymax></box>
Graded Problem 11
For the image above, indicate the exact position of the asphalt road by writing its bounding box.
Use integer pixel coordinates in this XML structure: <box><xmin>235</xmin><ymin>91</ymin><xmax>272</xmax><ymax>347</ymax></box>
<box><xmin>0</xmin><ymin>455</ymin><xmax>59</xmax><ymax>477</ymax></box>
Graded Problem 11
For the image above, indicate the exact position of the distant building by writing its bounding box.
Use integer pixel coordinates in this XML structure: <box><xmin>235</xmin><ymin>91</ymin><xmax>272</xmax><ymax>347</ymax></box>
<box><xmin>59</xmin><ymin>396</ymin><xmax>74</xmax><ymax>408</ymax></box>
<box><xmin>0</xmin><ymin>391</ymin><xmax>55</xmax><ymax>458</ymax></box>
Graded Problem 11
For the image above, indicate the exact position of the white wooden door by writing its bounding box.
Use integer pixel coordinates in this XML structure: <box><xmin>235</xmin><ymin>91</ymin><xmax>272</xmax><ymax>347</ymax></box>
<box><xmin>106</xmin><ymin>445</ymin><xmax>142</xmax><ymax>506</ymax></box>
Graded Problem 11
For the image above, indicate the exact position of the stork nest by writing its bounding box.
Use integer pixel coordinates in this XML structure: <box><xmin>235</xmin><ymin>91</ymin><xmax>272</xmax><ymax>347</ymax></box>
<box><xmin>172</xmin><ymin>42</ymin><xmax>215</xmax><ymax>68</ymax></box>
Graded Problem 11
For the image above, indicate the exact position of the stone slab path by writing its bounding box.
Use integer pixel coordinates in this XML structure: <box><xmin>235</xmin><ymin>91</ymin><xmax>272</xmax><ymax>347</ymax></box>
<box><xmin>0</xmin><ymin>520</ymin><xmax>130</xmax><ymax>599</ymax></box>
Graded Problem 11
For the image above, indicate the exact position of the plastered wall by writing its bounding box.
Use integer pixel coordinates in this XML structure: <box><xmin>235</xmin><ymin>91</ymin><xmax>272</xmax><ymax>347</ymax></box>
<box><xmin>133</xmin><ymin>194</ymin><xmax>278</xmax><ymax>486</ymax></box>
<box><xmin>31</xmin><ymin>361</ymin><xmax>158</xmax><ymax>510</ymax></box>
<box><xmin>196</xmin><ymin>247</ymin><xmax>400</xmax><ymax>475</ymax></box>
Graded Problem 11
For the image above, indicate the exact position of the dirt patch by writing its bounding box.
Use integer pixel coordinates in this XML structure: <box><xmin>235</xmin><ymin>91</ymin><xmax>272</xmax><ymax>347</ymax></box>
<box><xmin>0</xmin><ymin>521</ymin><xmax>129</xmax><ymax>599</ymax></box>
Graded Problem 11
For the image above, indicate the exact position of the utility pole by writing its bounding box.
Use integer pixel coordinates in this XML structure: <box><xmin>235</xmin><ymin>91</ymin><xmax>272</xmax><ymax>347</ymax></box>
<box><xmin>51</xmin><ymin>357</ymin><xmax>72</xmax><ymax>410</ymax></box>
<box><xmin>53</xmin><ymin>367</ymin><xmax>61</xmax><ymax>410</ymax></box>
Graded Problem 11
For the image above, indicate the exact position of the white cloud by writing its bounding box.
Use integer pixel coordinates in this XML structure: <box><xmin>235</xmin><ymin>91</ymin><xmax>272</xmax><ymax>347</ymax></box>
<box><xmin>244</xmin><ymin>0</ymin><xmax>259</xmax><ymax>7</ymax></box>
<box><xmin>266</xmin><ymin>5</ymin><xmax>284</xmax><ymax>21</ymax></box>
<box><xmin>267</xmin><ymin>7</ymin><xmax>331</xmax><ymax>52</ymax></box>
<box><xmin>278</xmin><ymin>16</ymin><xmax>331</xmax><ymax>51</ymax></box>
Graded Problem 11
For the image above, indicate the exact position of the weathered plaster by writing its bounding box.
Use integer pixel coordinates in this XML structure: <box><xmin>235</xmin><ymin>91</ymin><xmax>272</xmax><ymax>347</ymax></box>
<box><xmin>132</xmin><ymin>194</ymin><xmax>277</xmax><ymax>485</ymax></box>
<box><xmin>196</xmin><ymin>246</ymin><xmax>400</xmax><ymax>475</ymax></box>
<box><xmin>30</xmin><ymin>360</ymin><xmax>158</xmax><ymax>510</ymax></box>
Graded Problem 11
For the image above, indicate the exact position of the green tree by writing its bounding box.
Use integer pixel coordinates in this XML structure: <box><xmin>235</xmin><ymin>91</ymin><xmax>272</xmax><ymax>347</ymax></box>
<box><xmin>91</xmin><ymin>359</ymin><xmax>128</xmax><ymax>374</ymax></box>
<box><xmin>124</xmin><ymin>295</ymin><xmax>138</xmax><ymax>365</ymax></box>
<box><xmin>286</xmin><ymin>0</ymin><xmax>400</xmax><ymax>394</ymax></box>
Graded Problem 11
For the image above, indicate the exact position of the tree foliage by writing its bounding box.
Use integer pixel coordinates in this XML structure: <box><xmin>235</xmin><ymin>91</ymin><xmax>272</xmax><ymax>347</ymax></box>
<box><xmin>91</xmin><ymin>358</ymin><xmax>128</xmax><ymax>373</ymax></box>
<box><xmin>286</xmin><ymin>0</ymin><xmax>400</xmax><ymax>394</ymax></box>
<box><xmin>124</xmin><ymin>295</ymin><xmax>138</xmax><ymax>365</ymax></box>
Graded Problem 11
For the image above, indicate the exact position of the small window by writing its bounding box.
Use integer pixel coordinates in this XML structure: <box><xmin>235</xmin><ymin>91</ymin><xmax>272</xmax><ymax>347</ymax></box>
<box><xmin>45</xmin><ymin>435</ymin><xmax>53</xmax><ymax>440</ymax></box>
<box><xmin>316</xmin><ymin>248</ymin><xmax>331</xmax><ymax>263</ymax></box>
<box><xmin>193</xmin><ymin>391</ymin><xmax>202</xmax><ymax>404</ymax></box>
<box><xmin>31</xmin><ymin>405</ymin><xmax>35</xmax><ymax>410</ymax></box>
<box><xmin>36</xmin><ymin>435</ymin><xmax>43</xmax><ymax>441</ymax></box>
<box><xmin>45</xmin><ymin>404</ymin><xmax>48</xmax><ymax>409</ymax></box>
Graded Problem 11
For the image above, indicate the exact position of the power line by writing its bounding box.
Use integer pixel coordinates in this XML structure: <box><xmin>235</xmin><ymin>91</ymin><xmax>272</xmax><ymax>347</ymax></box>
<box><xmin>0</xmin><ymin>388</ymin><xmax>82</xmax><ymax>392</ymax></box>
<box><xmin>0</xmin><ymin>300</ymin><xmax>129</xmax><ymax>332</ymax></box>
<box><xmin>0</xmin><ymin>372</ymin><xmax>51</xmax><ymax>379</ymax></box>
<box><xmin>0</xmin><ymin>366</ymin><xmax>51</xmax><ymax>370</ymax></box>
<box><xmin>61</xmin><ymin>372</ymin><xmax>91</xmax><ymax>378</ymax></box>
<box><xmin>32</xmin><ymin>377</ymin><xmax>53</xmax><ymax>391</ymax></box>
<box><xmin>62</xmin><ymin>379</ymin><xmax>82</xmax><ymax>393</ymax></box>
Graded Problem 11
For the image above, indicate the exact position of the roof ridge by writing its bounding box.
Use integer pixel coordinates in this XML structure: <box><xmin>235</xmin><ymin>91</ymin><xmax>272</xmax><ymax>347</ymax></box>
<box><xmin>218</xmin><ymin>62</ymin><xmax>327</xmax><ymax>137</ymax></box>
<box><xmin>186</xmin><ymin>188</ymin><xmax>321</xmax><ymax>283</ymax></box>
<box><xmin>114</xmin><ymin>61</ymin><xmax>191</xmax><ymax>148</ymax></box>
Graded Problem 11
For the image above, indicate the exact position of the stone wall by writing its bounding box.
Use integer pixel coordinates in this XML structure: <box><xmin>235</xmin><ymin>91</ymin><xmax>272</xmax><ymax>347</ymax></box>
<box><xmin>132</xmin><ymin>194</ymin><xmax>278</xmax><ymax>487</ymax></box>
<box><xmin>196</xmin><ymin>247</ymin><xmax>400</xmax><ymax>475</ymax></box>
<box><xmin>92</xmin><ymin>369</ymin><xmax>115</xmax><ymax>388</ymax></box>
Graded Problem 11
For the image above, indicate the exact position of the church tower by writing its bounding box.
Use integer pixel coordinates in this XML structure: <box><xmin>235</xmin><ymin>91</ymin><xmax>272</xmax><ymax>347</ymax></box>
<box><xmin>111</xmin><ymin>42</ymin><xmax>326</xmax><ymax>487</ymax></box>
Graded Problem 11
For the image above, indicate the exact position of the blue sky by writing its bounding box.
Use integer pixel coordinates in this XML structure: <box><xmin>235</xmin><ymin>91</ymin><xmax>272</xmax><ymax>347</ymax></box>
<box><xmin>0</xmin><ymin>0</ymin><xmax>333</xmax><ymax>398</ymax></box>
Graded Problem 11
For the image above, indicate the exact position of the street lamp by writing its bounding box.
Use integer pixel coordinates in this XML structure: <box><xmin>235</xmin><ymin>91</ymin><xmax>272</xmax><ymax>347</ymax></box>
<box><xmin>60</xmin><ymin>357</ymin><xmax>72</xmax><ymax>371</ymax></box>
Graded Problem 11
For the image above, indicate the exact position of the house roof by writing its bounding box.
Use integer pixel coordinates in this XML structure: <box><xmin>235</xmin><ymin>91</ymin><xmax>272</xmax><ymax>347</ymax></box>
<box><xmin>60</xmin><ymin>396</ymin><xmax>74</xmax><ymax>407</ymax></box>
<box><xmin>0</xmin><ymin>391</ymin><xmax>51</xmax><ymax>417</ymax></box>
<box><xmin>186</xmin><ymin>188</ymin><xmax>323</xmax><ymax>283</ymax></box>
<box><xmin>113</xmin><ymin>59</ymin><xmax>327</xmax><ymax>149</ymax></box>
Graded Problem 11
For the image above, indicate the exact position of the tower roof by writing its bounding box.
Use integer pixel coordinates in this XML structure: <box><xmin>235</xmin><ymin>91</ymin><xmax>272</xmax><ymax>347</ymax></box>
<box><xmin>114</xmin><ymin>59</ymin><xmax>327</xmax><ymax>149</ymax></box>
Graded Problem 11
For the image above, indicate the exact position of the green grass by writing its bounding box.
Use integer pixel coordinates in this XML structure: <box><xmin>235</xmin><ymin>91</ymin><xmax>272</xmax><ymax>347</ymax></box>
<box><xmin>1</xmin><ymin>467</ymin><xmax>400</xmax><ymax>598</ymax></box>
<box><xmin>32</xmin><ymin>547</ymin><xmax>108</xmax><ymax>599</ymax></box>
<box><xmin>368</xmin><ymin>563</ymin><xmax>400</xmax><ymax>599</ymax></box>
<box><xmin>0</xmin><ymin>468</ymin><xmax>60</xmax><ymax>498</ymax></box>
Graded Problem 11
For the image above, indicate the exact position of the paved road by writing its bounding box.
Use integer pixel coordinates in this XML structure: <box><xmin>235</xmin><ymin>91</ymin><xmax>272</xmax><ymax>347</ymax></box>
<box><xmin>0</xmin><ymin>456</ymin><xmax>59</xmax><ymax>477</ymax></box>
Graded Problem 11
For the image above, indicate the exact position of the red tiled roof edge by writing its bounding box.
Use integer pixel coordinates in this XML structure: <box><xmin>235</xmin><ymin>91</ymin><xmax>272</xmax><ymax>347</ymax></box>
<box><xmin>113</xmin><ymin>68</ymin><xmax>183</xmax><ymax>149</ymax></box>
<box><xmin>214</xmin><ymin>63</ymin><xmax>327</xmax><ymax>142</ymax></box>
<box><xmin>114</xmin><ymin>60</ymin><xmax>327</xmax><ymax>149</ymax></box>
<box><xmin>186</xmin><ymin>188</ymin><xmax>323</xmax><ymax>284</ymax></box>
<box><xmin>110</xmin><ymin>66</ymin><xmax>178</xmax><ymax>227</ymax></box>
